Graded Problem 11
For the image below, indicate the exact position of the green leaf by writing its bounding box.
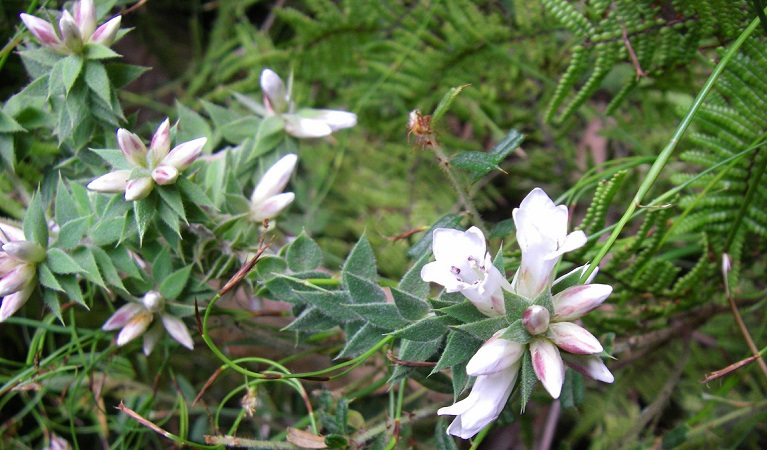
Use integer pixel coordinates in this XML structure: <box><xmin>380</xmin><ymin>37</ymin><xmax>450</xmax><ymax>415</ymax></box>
<box><xmin>255</xmin><ymin>256</ymin><xmax>287</xmax><ymax>281</ymax></box>
<box><xmin>24</xmin><ymin>192</ymin><xmax>48</xmax><ymax>247</ymax></box>
<box><xmin>551</xmin><ymin>265</ymin><xmax>588</xmax><ymax>295</ymax></box>
<box><xmin>520</xmin><ymin>349</ymin><xmax>536</xmax><ymax>411</ymax></box>
<box><xmin>432</xmin><ymin>84</ymin><xmax>470</xmax><ymax>124</ymax></box>
<box><xmin>453</xmin><ymin>316</ymin><xmax>508</xmax><ymax>341</ymax></box>
<box><xmin>335</xmin><ymin>399</ymin><xmax>349</xmax><ymax>435</ymax></box>
<box><xmin>133</xmin><ymin>195</ymin><xmax>156</xmax><ymax>245</ymax></box>
<box><xmin>390</xmin><ymin>316</ymin><xmax>451</xmax><ymax>341</ymax></box>
<box><xmin>156</xmin><ymin>198</ymin><xmax>181</xmax><ymax>237</ymax></box>
<box><xmin>176</xmin><ymin>101</ymin><xmax>212</xmax><ymax>150</ymax></box>
<box><xmin>19</xmin><ymin>49</ymin><xmax>62</xmax><ymax>69</ymax></box>
<box><xmin>159</xmin><ymin>265</ymin><xmax>193</xmax><ymax>300</ymax></box>
<box><xmin>38</xmin><ymin>263</ymin><xmax>64</xmax><ymax>292</ymax></box>
<box><xmin>45</xmin><ymin>248</ymin><xmax>84</xmax><ymax>274</ymax></box>
<box><xmin>397</xmin><ymin>251</ymin><xmax>430</xmax><ymax>298</ymax></box>
<box><xmin>297</xmin><ymin>291</ymin><xmax>359</xmax><ymax>322</ymax></box>
<box><xmin>489</xmin><ymin>129</ymin><xmax>525</xmax><ymax>160</ymax></box>
<box><xmin>286</xmin><ymin>232</ymin><xmax>322</xmax><ymax>272</ymax></box>
<box><xmin>451</xmin><ymin>361</ymin><xmax>469</xmax><ymax>399</ymax></box>
<box><xmin>59</xmin><ymin>55</ymin><xmax>85</xmax><ymax>95</ymax></box>
<box><xmin>342</xmin><ymin>234</ymin><xmax>377</xmax><ymax>280</ymax></box>
<box><xmin>389</xmin><ymin>337</ymin><xmax>443</xmax><ymax>383</ymax></box>
<box><xmin>391</xmin><ymin>287</ymin><xmax>430</xmax><ymax>321</ymax></box>
<box><xmin>437</xmin><ymin>302</ymin><xmax>488</xmax><ymax>323</ymax></box>
<box><xmin>176</xmin><ymin>176</ymin><xmax>215</xmax><ymax>209</ymax></box>
<box><xmin>84</xmin><ymin>61</ymin><xmax>112</xmax><ymax>105</ymax></box>
<box><xmin>42</xmin><ymin>288</ymin><xmax>62</xmax><ymax>323</ymax></box>
<box><xmin>105</xmin><ymin>63</ymin><xmax>150</xmax><ymax>88</ymax></box>
<box><xmin>451</xmin><ymin>151</ymin><xmax>499</xmax><ymax>177</ymax></box>
<box><xmin>345</xmin><ymin>272</ymin><xmax>387</xmax><ymax>304</ymax></box>
<box><xmin>89</xmin><ymin>148</ymin><xmax>132</xmax><ymax>170</ymax></box>
<box><xmin>157</xmin><ymin>185</ymin><xmax>186</xmax><ymax>223</ymax></box>
<box><xmin>500</xmin><ymin>319</ymin><xmax>532</xmax><ymax>344</ymax></box>
<box><xmin>560</xmin><ymin>370</ymin><xmax>584</xmax><ymax>409</ymax></box>
<box><xmin>338</xmin><ymin>322</ymin><xmax>387</xmax><ymax>358</ymax></box>
<box><xmin>489</xmin><ymin>218</ymin><xmax>516</xmax><ymax>239</ymax></box>
<box><xmin>533</xmin><ymin>289</ymin><xmax>554</xmax><ymax>316</ymax></box>
<box><xmin>504</xmin><ymin>290</ymin><xmax>532</xmax><ymax>322</ymax></box>
<box><xmin>285</xmin><ymin>307</ymin><xmax>337</xmax><ymax>332</ymax></box>
<box><xmin>346</xmin><ymin>303</ymin><xmax>408</xmax><ymax>330</ymax></box>
<box><xmin>152</xmin><ymin>248</ymin><xmax>172</xmax><ymax>283</ymax></box>
<box><xmin>433</xmin><ymin>330</ymin><xmax>483</xmax><ymax>372</ymax></box>
<box><xmin>84</xmin><ymin>43</ymin><xmax>120</xmax><ymax>60</ymax></box>
<box><xmin>0</xmin><ymin>109</ymin><xmax>25</xmax><ymax>133</ymax></box>
<box><xmin>55</xmin><ymin>176</ymin><xmax>80</xmax><ymax>225</ymax></box>
<box><xmin>106</xmin><ymin>245</ymin><xmax>143</xmax><ymax>280</ymax></box>
<box><xmin>90</xmin><ymin>245</ymin><xmax>127</xmax><ymax>292</ymax></box>
<box><xmin>58</xmin><ymin>274</ymin><xmax>86</xmax><ymax>307</ymax></box>
<box><xmin>71</xmin><ymin>246</ymin><xmax>106</xmax><ymax>288</ymax></box>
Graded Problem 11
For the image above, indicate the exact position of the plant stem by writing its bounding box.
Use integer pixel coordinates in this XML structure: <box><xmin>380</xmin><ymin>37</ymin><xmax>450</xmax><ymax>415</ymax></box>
<box><xmin>430</xmin><ymin>143</ymin><xmax>487</xmax><ymax>232</ymax></box>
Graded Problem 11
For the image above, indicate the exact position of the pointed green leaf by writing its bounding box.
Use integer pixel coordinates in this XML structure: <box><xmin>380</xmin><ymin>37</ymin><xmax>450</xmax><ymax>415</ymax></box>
<box><xmin>90</xmin><ymin>245</ymin><xmax>127</xmax><ymax>292</ymax></box>
<box><xmin>105</xmin><ymin>63</ymin><xmax>150</xmax><ymax>88</ymax></box>
<box><xmin>338</xmin><ymin>322</ymin><xmax>387</xmax><ymax>358</ymax></box>
<box><xmin>55</xmin><ymin>176</ymin><xmax>79</xmax><ymax>225</ymax></box>
<box><xmin>432</xmin><ymin>84</ymin><xmax>470</xmax><ymax>124</ymax></box>
<box><xmin>345</xmin><ymin>272</ymin><xmax>387</xmax><ymax>304</ymax></box>
<box><xmin>176</xmin><ymin>101</ymin><xmax>212</xmax><ymax>149</ymax></box>
<box><xmin>176</xmin><ymin>176</ymin><xmax>215</xmax><ymax>208</ymax></box>
<box><xmin>285</xmin><ymin>307</ymin><xmax>337</xmax><ymax>332</ymax></box>
<box><xmin>500</xmin><ymin>319</ymin><xmax>532</xmax><ymax>344</ymax></box>
<box><xmin>397</xmin><ymin>252</ymin><xmax>430</xmax><ymax>298</ymax></box>
<box><xmin>58</xmin><ymin>274</ymin><xmax>86</xmax><ymax>307</ymax></box>
<box><xmin>133</xmin><ymin>195</ymin><xmax>156</xmax><ymax>245</ymax></box>
<box><xmin>152</xmin><ymin>248</ymin><xmax>172</xmax><ymax>283</ymax></box>
<box><xmin>70</xmin><ymin>246</ymin><xmax>106</xmax><ymax>288</ymax></box>
<box><xmin>42</xmin><ymin>288</ymin><xmax>62</xmax><ymax>322</ymax></box>
<box><xmin>297</xmin><ymin>291</ymin><xmax>358</xmax><ymax>322</ymax></box>
<box><xmin>0</xmin><ymin>109</ymin><xmax>25</xmax><ymax>133</ymax></box>
<box><xmin>157</xmin><ymin>185</ymin><xmax>186</xmax><ymax>222</ymax></box>
<box><xmin>60</xmin><ymin>55</ymin><xmax>84</xmax><ymax>95</ymax></box>
<box><xmin>159</xmin><ymin>265</ymin><xmax>193</xmax><ymax>300</ymax></box>
<box><xmin>286</xmin><ymin>232</ymin><xmax>322</xmax><ymax>272</ymax></box>
<box><xmin>346</xmin><ymin>303</ymin><xmax>408</xmax><ymax>330</ymax></box>
<box><xmin>489</xmin><ymin>218</ymin><xmax>516</xmax><ymax>239</ymax></box>
<box><xmin>504</xmin><ymin>290</ymin><xmax>532</xmax><ymax>322</ymax></box>
<box><xmin>560</xmin><ymin>370</ymin><xmax>584</xmax><ymax>409</ymax></box>
<box><xmin>391</xmin><ymin>287</ymin><xmax>430</xmax><ymax>320</ymax></box>
<box><xmin>451</xmin><ymin>361</ymin><xmax>469</xmax><ymax>399</ymax></box>
<box><xmin>342</xmin><ymin>234</ymin><xmax>377</xmax><ymax>280</ymax></box>
<box><xmin>433</xmin><ymin>331</ymin><xmax>483</xmax><ymax>373</ymax></box>
<box><xmin>437</xmin><ymin>302</ymin><xmax>488</xmax><ymax>323</ymax></box>
<box><xmin>84</xmin><ymin>61</ymin><xmax>112</xmax><ymax>105</ymax></box>
<box><xmin>156</xmin><ymin>199</ymin><xmax>181</xmax><ymax>238</ymax></box>
<box><xmin>453</xmin><ymin>316</ymin><xmax>508</xmax><ymax>341</ymax></box>
<box><xmin>84</xmin><ymin>43</ymin><xmax>120</xmax><ymax>60</ymax></box>
<box><xmin>520</xmin><ymin>349</ymin><xmax>536</xmax><ymax>411</ymax></box>
<box><xmin>89</xmin><ymin>148</ymin><xmax>132</xmax><ymax>170</ymax></box>
<box><xmin>45</xmin><ymin>248</ymin><xmax>84</xmax><ymax>274</ymax></box>
<box><xmin>389</xmin><ymin>337</ymin><xmax>443</xmax><ymax>383</ymax></box>
<box><xmin>390</xmin><ymin>316</ymin><xmax>451</xmax><ymax>341</ymax></box>
<box><xmin>38</xmin><ymin>263</ymin><xmax>64</xmax><ymax>292</ymax></box>
<box><xmin>24</xmin><ymin>192</ymin><xmax>48</xmax><ymax>247</ymax></box>
<box><xmin>489</xmin><ymin>129</ymin><xmax>525</xmax><ymax>160</ymax></box>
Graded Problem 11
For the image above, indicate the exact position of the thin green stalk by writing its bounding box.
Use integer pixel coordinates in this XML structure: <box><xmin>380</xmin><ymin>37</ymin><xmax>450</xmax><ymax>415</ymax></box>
<box><xmin>430</xmin><ymin>143</ymin><xmax>487</xmax><ymax>232</ymax></box>
<box><xmin>581</xmin><ymin>14</ymin><xmax>765</xmax><ymax>282</ymax></box>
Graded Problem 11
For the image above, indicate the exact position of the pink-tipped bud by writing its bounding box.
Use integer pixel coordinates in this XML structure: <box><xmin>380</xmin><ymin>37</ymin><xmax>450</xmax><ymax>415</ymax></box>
<box><xmin>116</xmin><ymin>311</ymin><xmax>153</xmax><ymax>346</ymax></box>
<box><xmin>147</xmin><ymin>119</ymin><xmax>171</xmax><ymax>167</ymax></box>
<box><xmin>548</xmin><ymin>322</ymin><xmax>603</xmax><ymax>354</ymax></box>
<box><xmin>20</xmin><ymin>13</ymin><xmax>61</xmax><ymax>48</ymax></box>
<box><xmin>0</xmin><ymin>263</ymin><xmax>35</xmax><ymax>297</ymax></box>
<box><xmin>250</xmin><ymin>154</ymin><xmax>298</xmax><ymax>205</ymax></box>
<box><xmin>59</xmin><ymin>10</ymin><xmax>83</xmax><ymax>52</ymax></box>
<box><xmin>87</xmin><ymin>170</ymin><xmax>131</xmax><ymax>193</ymax></box>
<box><xmin>2</xmin><ymin>241</ymin><xmax>46</xmax><ymax>264</ymax></box>
<box><xmin>522</xmin><ymin>305</ymin><xmax>550</xmax><ymax>335</ymax></box>
<box><xmin>116</xmin><ymin>129</ymin><xmax>148</xmax><ymax>167</ymax></box>
<box><xmin>90</xmin><ymin>15</ymin><xmax>121</xmax><ymax>46</ymax></box>
<box><xmin>250</xmin><ymin>192</ymin><xmax>295</xmax><ymax>222</ymax></box>
<box><xmin>0</xmin><ymin>223</ymin><xmax>25</xmax><ymax>244</ymax></box>
<box><xmin>74</xmin><ymin>0</ymin><xmax>96</xmax><ymax>40</ymax></box>
<box><xmin>142</xmin><ymin>291</ymin><xmax>165</xmax><ymax>313</ymax></box>
<box><xmin>124</xmin><ymin>177</ymin><xmax>154</xmax><ymax>201</ymax></box>
<box><xmin>260</xmin><ymin>69</ymin><xmax>289</xmax><ymax>114</ymax></box>
<box><xmin>151</xmin><ymin>165</ymin><xmax>179</xmax><ymax>185</ymax></box>
<box><xmin>161</xmin><ymin>137</ymin><xmax>206</xmax><ymax>171</ymax></box>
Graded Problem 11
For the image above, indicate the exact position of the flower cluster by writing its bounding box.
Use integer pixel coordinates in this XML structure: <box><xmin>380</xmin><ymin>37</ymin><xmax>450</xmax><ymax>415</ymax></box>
<box><xmin>20</xmin><ymin>0</ymin><xmax>121</xmax><ymax>54</ymax></box>
<box><xmin>423</xmin><ymin>188</ymin><xmax>614</xmax><ymax>439</ymax></box>
<box><xmin>260</xmin><ymin>69</ymin><xmax>358</xmax><ymax>138</ymax></box>
<box><xmin>0</xmin><ymin>223</ymin><xmax>44</xmax><ymax>322</ymax></box>
<box><xmin>102</xmin><ymin>291</ymin><xmax>194</xmax><ymax>356</ymax></box>
<box><xmin>87</xmin><ymin>119</ymin><xmax>207</xmax><ymax>201</ymax></box>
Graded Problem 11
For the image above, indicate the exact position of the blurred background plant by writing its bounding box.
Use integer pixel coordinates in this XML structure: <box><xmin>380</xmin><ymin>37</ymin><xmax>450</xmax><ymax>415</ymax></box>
<box><xmin>1</xmin><ymin>0</ymin><xmax>766</xmax><ymax>448</ymax></box>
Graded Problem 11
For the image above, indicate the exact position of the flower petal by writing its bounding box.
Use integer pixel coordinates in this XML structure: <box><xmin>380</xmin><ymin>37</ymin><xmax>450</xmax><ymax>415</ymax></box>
<box><xmin>162</xmin><ymin>137</ymin><xmax>206</xmax><ymax>171</ymax></box>
<box><xmin>431</xmin><ymin>227</ymin><xmax>486</xmax><ymax>263</ymax></box>
<box><xmin>117</xmin><ymin>128</ymin><xmax>148</xmax><ymax>167</ymax></box>
<box><xmin>87</xmin><ymin>170</ymin><xmax>131</xmax><ymax>193</ymax></box>
<box><xmin>561</xmin><ymin>353</ymin><xmax>614</xmax><ymax>383</ymax></box>
<box><xmin>420</xmin><ymin>260</ymin><xmax>470</xmax><ymax>293</ymax></box>
<box><xmin>147</xmin><ymin>118</ymin><xmax>171</xmax><ymax>167</ymax></box>
<box><xmin>530</xmin><ymin>338</ymin><xmax>565</xmax><ymax>399</ymax></box>
<box><xmin>20</xmin><ymin>13</ymin><xmax>61</xmax><ymax>47</ymax></box>
<box><xmin>298</xmin><ymin>109</ymin><xmax>357</xmax><ymax>131</ymax></box>
<box><xmin>250</xmin><ymin>154</ymin><xmax>298</xmax><ymax>205</ymax></box>
<box><xmin>250</xmin><ymin>192</ymin><xmax>295</xmax><ymax>222</ymax></box>
<box><xmin>124</xmin><ymin>177</ymin><xmax>154</xmax><ymax>201</ymax></box>
<box><xmin>161</xmin><ymin>314</ymin><xmax>194</xmax><ymax>349</ymax></box>
<box><xmin>102</xmin><ymin>302</ymin><xmax>143</xmax><ymax>330</ymax></box>
<box><xmin>74</xmin><ymin>0</ymin><xmax>96</xmax><ymax>40</ymax></box>
<box><xmin>116</xmin><ymin>311</ymin><xmax>153</xmax><ymax>346</ymax></box>
<box><xmin>0</xmin><ymin>263</ymin><xmax>35</xmax><ymax>297</ymax></box>
<box><xmin>0</xmin><ymin>223</ymin><xmax>25</xmax><ymax>244</ymax></box>
<box><xmin>90</xmin><ymin>15</ymin><xmax>121</xmax><ymax>46</ymax></box>
<box><xmin>260</xmin><ymin>69</ymin><xmax>289</xmax><ymax>114</ymax></box>
<box><xmin>151</xmin><ymin>165</ymin><xmax>179</xmax><ymax>185</ymax></box>
<box><xmin>548</xmin><ymin>322</ymin><xmax>603</xmax><ymax>354</ymax></box>
<box><xmin>466</xmin><ymin>331</ymin><xmax>525</xmax><ymax>376</ymax></box>
<box><xmin>142</xmin><ymin>322</ymin><xmax>163</xmax><ymax>356</ymax></box>
<box><xmin>552</xmin><ymin>284</ymin><xmax>612</xmax><ymax>322</ymax></box>
<box><xmin>284</xmin><ymin>117</ymin><xmax>333</xmax><ymax>138</ymax></box>
<box><xmin>0</xmin><ymin>282</ymin><xmax>36</xmax><ymax>322</ymax></box>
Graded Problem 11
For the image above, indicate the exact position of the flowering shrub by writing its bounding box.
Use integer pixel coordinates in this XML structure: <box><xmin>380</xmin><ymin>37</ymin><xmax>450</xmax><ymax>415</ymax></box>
<box><xmin>1</xmin><ymin>1</ymin><xmax>765</xmax><ymax>449</ymax></box>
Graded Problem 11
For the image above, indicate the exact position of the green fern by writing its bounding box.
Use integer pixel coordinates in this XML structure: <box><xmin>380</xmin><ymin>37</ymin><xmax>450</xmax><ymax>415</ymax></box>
<box><xmin>542</xmin><ymin>0</ymin><xmax>749</xmax><ymax>123</ymax></box>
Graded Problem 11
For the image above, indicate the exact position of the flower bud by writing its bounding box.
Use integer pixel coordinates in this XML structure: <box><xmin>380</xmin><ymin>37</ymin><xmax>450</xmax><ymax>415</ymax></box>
<box><xmin>522</xmin><ymin>304</ymin><xmax>550</xmax><ymax>335</ymax></box>
<box><xmin>147</xmin><ymin>119</ymin><xmax>171</xmax><ymax>167</ymax></box>
<box><xmin>151</xmin><ymin>165</ymin><xmax>179</xmax><ymax>185</ymax></box>
<box><xmin>124</xmin><ymin>177</ymin><xmax>154</xmax><ymax>201</ymax></box>
<box><xmin>2</xmin><ymin>241</ymin><xmax>46</xmax><ymax>264</ymax></box>
<box><xmin>117</xmin><ymin>129</ymin><xmax>148</xmax><ymax>168</ymax></box>
<box><xmin>74</xmin><ymin>0</ymin><xmax>96</xmax><ymax>41</ymax></box>
<box><xmin>250</xmin><ymin>154</ymin><xmax>298</xmax><ymax>206</ymax></box>
<box><xmin>142</xmin><ymin>291</ymin><xmax>165</xmax><ymax>313</ymax></box>
<box><xmin>261</xmin><ymin>69</ymin><xmax>289</xmax><ymax>114</ymax></box>
<box><xmin>0</xmin><ymin>263</ymin><xmax>35</xmax><ymax>297</ymax></box>
<box><xmin>59</xmin><ymin>11</ymin><xmax>83</xmax><ymax>52</ymax></box>
<box><xmin>87</xmin><ymin>170</ymin><xmax>131</xmax><ymax>193</ymax></box>
<box><xmin>161</xmin><ymin>137</ymin><xmax>206</xmax><ymax>171</ymax></box>
<box><xmin>90</xmin><ymin>15</ymin><xmax>121</xmax><ymax>46</ymax></box>
<box><xmin>20</xmin><ymin>13</ymin><xmax>62</xmax><ymax>48</ymax></box>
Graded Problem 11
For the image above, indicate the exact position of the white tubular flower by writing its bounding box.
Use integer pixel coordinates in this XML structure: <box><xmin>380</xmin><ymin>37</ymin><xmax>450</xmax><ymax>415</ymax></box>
<box><xmin>20</xmin><ymin>0</ymin><xmax>122</xmax><ymax>54</ymax></box>
<box><xmin>0</xmin><ymin>225</ymin><xmax>44</xmax><ymax>322</ymax></box>
<box><xmin>88</xmin><ymin>119</ymin><xmax>206</xmax><ymax>201</ymax></box>
<box><xmin>439</xmin><ymin>330</ymin><xmax>524</xmax><ymax>439</ymax></box>
<box><xmin>260</xmin><ymin>69</ymin><xmax>357</xmax><ymax>138</ymax></box>
<box><xmin>250</xmin><ymin>154</ymin><xmax>298</xmax><ymax>222</ymax></box>
<box><xmin>102</xmin><ymin>291</ymin><xmax>194</xmax><ymax>355</ymax></box>
<box><xmin>421</xmin><ymin>227</ymin><xmax>511</xmax><ymax>317</ymax></box>
<box><xmin>512</xmin><ymin>187</ymin><xmax>587</xmax><ymax>300</ymax></box>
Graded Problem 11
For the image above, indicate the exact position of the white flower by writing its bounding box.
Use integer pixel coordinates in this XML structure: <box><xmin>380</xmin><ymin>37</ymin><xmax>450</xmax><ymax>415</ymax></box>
<box><xmin>102</xmin><ymin>291</ymin><xmax>194</xmax><ymax>355</ymax></box>
<box><xmin>0</xmin><ymin>224</ymin><xmax>44</xmax><ymax>322</ymax></box>
<box><xmin>250</xmin><ymin>154</ymin><xmax>297</xmax><ymax>222</ymax></box>
<box><xmin>421</xmin><ymin>227</ymin><xmax>512</xmax><ymax>317</ymax></box>
<box><xmin>512</xmin><ymin>187</ymin><xmax>587</xmax><ymax>299</ymax></box>
<box><xmin>87</xmin><ymin>119</ymin><xmax>206</xmax><ymax>201</ymax></box>
<box><xmin>439</xmin><ymin>330</ymin><xmax>524</xmax><ymax>439</ymax></box>
<box><xmin>20</xmin><ymin>0</ymin><xmax>121</xmax><ymax>54</ymax></box>
<box><xmin>260</xmin><ymin>69</ymin><xmax>357</xmax><ymax>138</ymax></box>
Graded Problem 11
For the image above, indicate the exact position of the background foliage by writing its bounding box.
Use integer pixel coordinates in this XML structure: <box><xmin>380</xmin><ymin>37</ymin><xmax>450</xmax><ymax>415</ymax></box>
<box><xmin>1</xmin><ymin>0</ymin><xmax>766</xmax><ymax>449</ymax></box>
